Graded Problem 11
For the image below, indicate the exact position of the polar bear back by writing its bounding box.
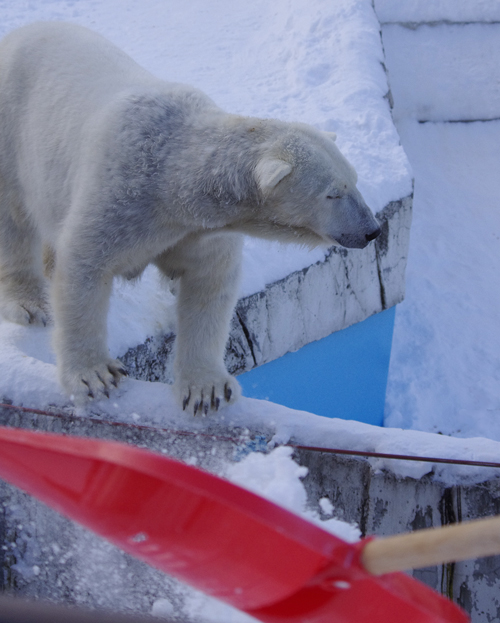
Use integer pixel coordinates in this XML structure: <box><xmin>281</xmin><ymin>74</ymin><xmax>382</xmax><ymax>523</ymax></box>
<box><xmin>0</xmin><ymin>22</ymin><xmax>153</xmax><ymax>106</ymax></box>
<box><xmin>0</xmin><ymin>22</ymin><xmax>214</xmax><ymax>243</ymax></box>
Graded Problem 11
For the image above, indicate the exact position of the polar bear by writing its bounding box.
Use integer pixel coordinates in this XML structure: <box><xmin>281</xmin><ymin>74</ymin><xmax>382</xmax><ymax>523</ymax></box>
<box><xmin>0</xmin><ymin>22</ymin><xmax>380</xmax><ymax>414</ymax></box>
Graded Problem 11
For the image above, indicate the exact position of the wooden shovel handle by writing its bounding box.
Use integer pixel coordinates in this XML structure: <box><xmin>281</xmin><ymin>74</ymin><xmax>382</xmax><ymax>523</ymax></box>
<box><xmin>362</xmin><ymin>515</ymin><xmax>500</xmax><ymax>576</ymax></box>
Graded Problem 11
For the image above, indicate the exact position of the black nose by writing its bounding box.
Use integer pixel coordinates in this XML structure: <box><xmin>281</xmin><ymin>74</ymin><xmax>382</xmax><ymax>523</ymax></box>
<box><xmin>365</xmin><ymin>227</ymin><xmax>381</xmax><ymax>242</ymax></box>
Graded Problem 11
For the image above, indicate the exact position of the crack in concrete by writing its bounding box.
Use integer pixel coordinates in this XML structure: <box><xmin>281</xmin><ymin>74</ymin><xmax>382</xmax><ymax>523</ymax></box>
<box><xmin>418</xmin><ymin>118</ymin><xmax>500</xmax><ymax>124</ymax></box>
<box><xmin>358</xmin><ymin>466</ymin><xmax>373</xmax><ymax>538</ymax></box>
<box><xmin>375</xmin><ymin>248</ymin><xmax>387</xmax><ymax>310</ymax></box>
<box><xmin>439</xmin><ymin>487</ymin><xmax>460</xmax><ymax>600</ymax></box>
<box><xmin>381</xmin><ymin>20</ymin><xmax>500</xmax><ymax>30</ymax></box>
<box><xmin>236</xmin><ymin>309</ymin><xmax>257</xmax><ymax>368</ymax></box>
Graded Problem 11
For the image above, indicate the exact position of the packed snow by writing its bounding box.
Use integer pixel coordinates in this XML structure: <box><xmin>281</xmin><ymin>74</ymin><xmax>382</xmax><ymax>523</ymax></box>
<box><xmin>374</xmin><ymin>0</ymin><xmax>500</xmax><ymax>24</ymax></box>
<box><xmin>382</xmin><ymin>23</ymin><xmax>500</xmax><ymax>123</ymax></box>
<box><xmin>226</xmin><ymin>445</ymin><xmax>360</xmax><ymax>542</ymax></box>
<box><xmin>385</xmin><ymin>120</ymin><xmax>500</xmax><ymax>439</ymax></box>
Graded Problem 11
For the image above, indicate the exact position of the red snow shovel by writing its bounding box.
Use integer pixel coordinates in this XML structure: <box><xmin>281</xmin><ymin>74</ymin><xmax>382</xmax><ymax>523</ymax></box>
<box><xmin>0</xmin><ymin>426</ymin><xmax>493</xmax><ymax>623</ymax></box>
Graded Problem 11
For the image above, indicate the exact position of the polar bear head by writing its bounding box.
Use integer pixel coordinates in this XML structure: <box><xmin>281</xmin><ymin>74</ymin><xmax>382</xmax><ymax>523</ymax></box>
<box><xmin>250</xmin><ymin>122</ymin><xmax>380</xmax><ymax>249</ymax></box>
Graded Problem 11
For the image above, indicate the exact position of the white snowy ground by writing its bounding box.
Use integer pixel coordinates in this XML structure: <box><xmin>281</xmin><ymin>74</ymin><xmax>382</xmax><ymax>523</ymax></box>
<box><xmin>385</xmin><ymin>120</ymin><xmax>500</xmax><ymax>439</ymax></box>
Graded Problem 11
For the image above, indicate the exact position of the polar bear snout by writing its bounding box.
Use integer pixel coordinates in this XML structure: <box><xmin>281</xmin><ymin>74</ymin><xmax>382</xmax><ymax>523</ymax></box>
<box><xmin>337</xmin><ymin>227</ymin><xmax>382</xmax><ymax>249</ymax></box>
<box><xmin>365</xmin><ymin>227</ymin><xmax>381</xmax><ymax>242</ymax></box>
<box><xmin>331</xmin><ymin>221</ymin><xmax>381</xmax><ymax>249</ymax></box>
<box><xmin>325</xmin><ymin>192</ymin><xmax>381</xmax><ymax>249</ymax></box>
<box><xmin>336</xmin><ymin>231</ymin><xmax>378</xmax><ymax>249</ymax></box>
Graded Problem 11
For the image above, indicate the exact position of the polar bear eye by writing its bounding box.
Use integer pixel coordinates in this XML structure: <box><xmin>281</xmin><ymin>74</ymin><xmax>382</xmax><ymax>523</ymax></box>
<box><xmin>326</xmin><ymin>195</ymin><xmax>341</xmax><ymax>200</ymax></box>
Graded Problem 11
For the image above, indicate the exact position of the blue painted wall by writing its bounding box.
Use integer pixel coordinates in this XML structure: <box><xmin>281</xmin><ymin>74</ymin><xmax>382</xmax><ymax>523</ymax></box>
<box><xmin>237</xmin><ymin>306</ymin><xmax>396</xmax><ymax>426</ymax></box>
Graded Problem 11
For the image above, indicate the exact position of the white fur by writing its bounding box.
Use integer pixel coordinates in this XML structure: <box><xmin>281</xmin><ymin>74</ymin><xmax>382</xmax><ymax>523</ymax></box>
<box><xmin>0</xmin><ymin>22</ymin><xmax>380</xmax><ymax>413</ymax></box>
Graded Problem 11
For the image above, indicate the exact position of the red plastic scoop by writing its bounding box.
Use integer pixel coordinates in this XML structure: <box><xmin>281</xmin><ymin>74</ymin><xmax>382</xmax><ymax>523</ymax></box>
<box><xmin>0</xmin><ymin>426</ymin><xmax>468</xmax><ymax>622</ymax></box>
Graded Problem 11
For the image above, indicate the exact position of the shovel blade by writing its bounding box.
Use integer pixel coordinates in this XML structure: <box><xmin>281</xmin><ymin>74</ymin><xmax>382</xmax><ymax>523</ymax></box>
<box><xmin>0</xmin><ymin>427</ymin><xmax>468</xmax><ymax>623</ymax></box>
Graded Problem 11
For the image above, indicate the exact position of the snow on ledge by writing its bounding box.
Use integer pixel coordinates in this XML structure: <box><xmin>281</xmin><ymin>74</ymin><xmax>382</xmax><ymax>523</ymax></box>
<box><xmin>374</xmin><ymin>0</ymin><xmax>500</xmax><ymax>24</ymax></box>
<box><xmin>1</xmin><ymin>318</ymin><xmax>499</xmax><ymax>486</ymax></box>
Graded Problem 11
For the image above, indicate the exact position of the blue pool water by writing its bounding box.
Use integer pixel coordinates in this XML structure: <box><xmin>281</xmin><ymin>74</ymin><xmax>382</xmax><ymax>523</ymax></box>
<box><xmin>237</xmin><ymin>306</ymin><xmax>396</xmax><ymax>426</ymax></box>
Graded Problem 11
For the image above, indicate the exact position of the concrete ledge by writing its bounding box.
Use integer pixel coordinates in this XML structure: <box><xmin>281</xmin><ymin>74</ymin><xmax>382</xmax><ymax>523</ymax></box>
<box><xmin>0</xmin><ymin>408</ymin><xmax>498</xmax><ymax>621</ymax></box>
<box><xmin>298</xmin><ymin>448</ymin><xmax>500</xmax><ymax>621</ymax></box>
<box><xmin>0</xmin><ymin>406</ymin><xmax>240</xmax><ymax>618</ymax></box>
<box><xmin>121</xmin><ymin>195</ymin><xmax>412</xmax><ymax>383</ymax></box>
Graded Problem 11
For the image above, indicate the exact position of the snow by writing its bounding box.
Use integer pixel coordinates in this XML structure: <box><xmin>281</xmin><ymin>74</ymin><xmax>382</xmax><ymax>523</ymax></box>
<box><xmin>381</xmin><ymin>13</ymin><xmax>500</xmax><ymax>442</ymax></box>
<box><xmin>374</xmin><ymin>0</ymin><xmax>500</xmax><ymax>24</ymax></box>
<box><xmin>225</xmin><ymin>446</ymin><xmax>360</xmax><ymax>542</ymax></box>
<box><xmin>385</xmin><ymin>120</ymin><xmax>500</xmax><ymax>439</ymax></box>
<box><xmin>151</xmin><ymin>597</ymin><xmax>175</xmax><ymax>619</ymax></box>
<box><xmin>382</xmin><ymin>23</ymin><xmax>500</xmax><ymax>123</ymax></box>
<box><xmin>107</xmin><ymin>269</ymin><xmax>177</xmax><ymax>358</ymax></box>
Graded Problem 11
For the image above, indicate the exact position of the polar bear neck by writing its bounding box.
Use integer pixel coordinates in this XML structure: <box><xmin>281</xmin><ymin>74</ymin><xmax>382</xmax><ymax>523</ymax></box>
<box><xmin>171</xmin><ymin>113</ymin><xmax>327</xmax><ymax>245</ymax></box>
<box><xmin>110</xmin><ymin>93</ymin><xmax>261</xmax><ymax>229</ymax></box>
<box><xmin>115</xmin><ymin>95</ymin><xmax>325</xmax><ymax>245</ymax></box>
<box><xmin>189</xmin><ymin>113</ymin><xmax>265</xmax><ymax>205</ymax></box>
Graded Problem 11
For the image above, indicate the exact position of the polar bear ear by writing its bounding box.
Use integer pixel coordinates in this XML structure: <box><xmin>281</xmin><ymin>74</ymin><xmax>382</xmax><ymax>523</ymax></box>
<box><xmin>255</xmin><ymin>158</ymin><xmax>293</xmax><ymax>193</ymax></box>
<box><xmin>323</xmin><ymin>131</ymin><xmax>337</xmax><ymax>142</ymax></box>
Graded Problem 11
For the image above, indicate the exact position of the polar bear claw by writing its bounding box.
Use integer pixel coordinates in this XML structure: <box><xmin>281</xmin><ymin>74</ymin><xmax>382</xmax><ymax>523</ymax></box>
<box><xmin>0</xmin><ymin>299</ymin><xmax>50</xmax><ymax>327</ymax></box>
<box><xmin>177</xmin><ymin>374</ymin><xmax>241</xmax><ymax>417</ymax></box>
<box><xmin>63</xmin><ymin>360</ymin><xmax>128</xmax><ymax>405</ymax></box>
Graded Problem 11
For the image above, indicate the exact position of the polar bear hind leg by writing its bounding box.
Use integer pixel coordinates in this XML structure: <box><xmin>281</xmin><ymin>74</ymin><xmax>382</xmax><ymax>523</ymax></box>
<box><xmin>0</xmin><ymin>178</ymin><xmax>50</xmax><ymax>326</ymax></box>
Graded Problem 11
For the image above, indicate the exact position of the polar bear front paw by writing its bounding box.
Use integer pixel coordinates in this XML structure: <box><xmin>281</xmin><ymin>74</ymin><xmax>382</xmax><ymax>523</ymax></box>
<box><xmin>62</xmin><ymin>359</ymin><xmax>128</xmax><ymax>405</ymax></box>
<box><xmin>0</xmin><ymin>298</ymin><xmax>51</xmax><ymax>327</ymax></box>
<box><xmin>175</xmin><ymin>373</ymin><xmax>241</xmax><ymax>416</ymax></box>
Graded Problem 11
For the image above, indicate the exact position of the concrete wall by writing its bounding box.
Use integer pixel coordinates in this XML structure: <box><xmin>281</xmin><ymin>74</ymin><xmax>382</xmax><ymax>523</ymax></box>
<box><xmin>298</xmin><ymin>448</ymin><xmax>500</xmax><ymax>622</ymax></box>
<box><xmin>1</xmin><ymin>408</ymin><xmax>499</xmax><ymax>621</ymax></box>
